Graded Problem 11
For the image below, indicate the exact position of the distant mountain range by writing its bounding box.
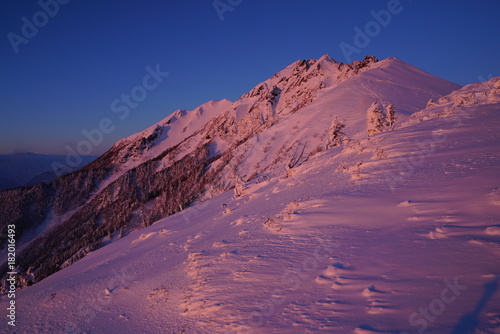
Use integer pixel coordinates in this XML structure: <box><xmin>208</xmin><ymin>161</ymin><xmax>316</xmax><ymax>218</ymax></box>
<box><xmin>0</xmin><ymin>153</ymin><xmax>96</xmax><ymax>190</ymax></box>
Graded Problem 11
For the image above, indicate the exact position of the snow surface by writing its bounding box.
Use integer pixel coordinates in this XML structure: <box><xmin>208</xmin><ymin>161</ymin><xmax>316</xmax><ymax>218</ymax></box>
<box><xmin>2</xmin><ymin>63</ymin><xmax>499</xmax><ymax>333</ymax></box>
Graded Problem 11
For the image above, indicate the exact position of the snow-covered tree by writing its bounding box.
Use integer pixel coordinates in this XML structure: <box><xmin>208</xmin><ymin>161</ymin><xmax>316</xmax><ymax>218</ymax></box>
<box><xmin>386</xmin><ymin>104</ymin><xmax>397</xmax><ymax>130</ymax></box>
<box><xmin>233</xmin><ymin>175</ymin><xmax>246</xmax><ymax>197</ymax></box>
<box><xmin>366</xmin><ymin>101</ymin><xmax>397</xmax><ymax>135</ymax></box>
<box><xmin>367</xmin><ymin>101</ymin><xmax>386</xmax><ymax>135</ymax></box>
<box><xmin>327</xmin><ymin>117</ymin><xmax>346</xmax><ymax>149</ymax></box>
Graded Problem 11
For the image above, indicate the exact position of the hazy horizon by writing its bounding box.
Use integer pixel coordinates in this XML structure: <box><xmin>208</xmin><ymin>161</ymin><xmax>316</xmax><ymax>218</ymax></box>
<box><xmin>1</xmin><ymin>0</ymin><xmax>499</xmax><ymax>155</ymax></box>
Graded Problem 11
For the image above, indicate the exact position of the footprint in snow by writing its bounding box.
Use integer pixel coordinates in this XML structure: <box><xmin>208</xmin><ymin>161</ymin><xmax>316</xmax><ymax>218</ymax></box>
<box><xmin>131</xmin><ymin>229</ymin><xmax>169</xmax><ymax>245</ymax></box>
<box><xmin>483</xmin><ymin>311</ymin><xmax>500</xmax><ymax>328</ymax></box>
<box><xmin>435</xmin><ymin>215</ymin><xmax>459</xmax><ymax>223</ymax></box>
<box><xmin>183</xmin><ymin>233</ymin><xmax>204</xmax><ymax>250</ymax></box>
<box><xmin>354</xmin><ymin>324</ymin><xmax>396</xmax><ymax>333</ymax></box>
<box><xmin>159</xmin><ymin>228</ymin><xmax>170</xmax><ymax>236</ymax></box>
<box><xmin>397</xmin><ymin>200</ymin><xmax>413</xmax><ymax>207</ymax></box>
<box><xmin>212</xmin><ymin>240</ymin><xmax>230</xmax><ymax>248</ymax></box>
<box><xmin>425</xmin><ymin>224</ymin><xmax>500</xmax><ymax>240</ymax></box>
<box><xmin>361</xmin><ymin>285</ymin><xmax>394</xmax><ymax>314</ymax></box>
<box><xmin>361</xmin><ymin>285</ymin><xmax>387</xmax><ymax>297</ymax></box>
<box><xmin>489</xmin><ymin>188</ymin><xmax>500</xmax><ymax>206</ymax></box>
<box><xmin>469</xmin><ymin>239</ymin><xmax>500</xmax><ymax>255</ymax></box>
<box><xmin>485</xmin><ymin>226</ymin><xmax>500</xmax><ymax>235</ymax></box>
<box><xmin>315</xmin><ymin>262</ymin><xmax>349</xmax><ymax>287</ymax></box>
<box><xmin>131</xmin><ymin>232</ymin><xmax>156</xmax><ymax>245</ymax></box>
<box><xmin>230</xmin><ymin>218</ymin><xmax>244</xmax><ymax>226</ymax></box>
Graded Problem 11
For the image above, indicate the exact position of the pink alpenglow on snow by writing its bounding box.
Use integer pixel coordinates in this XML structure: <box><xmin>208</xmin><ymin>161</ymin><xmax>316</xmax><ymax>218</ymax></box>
<box><xmin>1</xmin><ymin>56</ymin><xmax>499</xmax><ymax>334</ymax></box>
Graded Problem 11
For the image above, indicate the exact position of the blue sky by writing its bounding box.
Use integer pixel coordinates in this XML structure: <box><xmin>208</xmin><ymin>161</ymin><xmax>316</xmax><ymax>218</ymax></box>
<box><xmin>1</xmin><ymin>0</ymin><xmax>499</xmax><ymax>155</ymax></box>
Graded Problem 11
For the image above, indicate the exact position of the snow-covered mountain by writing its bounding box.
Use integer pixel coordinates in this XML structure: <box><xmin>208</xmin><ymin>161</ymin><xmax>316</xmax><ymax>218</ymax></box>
<box><xmin>2</xmin><ymin>55</ymin><xmax>499</xmax><ymax>333</ymax></box>
<box><xmin>102</xmin><ymin>55</ymin><xmax>459</xmax><ymax>188</ymax></box>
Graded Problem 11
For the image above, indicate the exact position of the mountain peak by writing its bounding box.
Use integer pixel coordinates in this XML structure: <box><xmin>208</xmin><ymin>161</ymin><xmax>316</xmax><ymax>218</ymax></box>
<box><xmin>1</xmin><ymin>54</ymin><xmax>464</xmax><ymax>297</ymax></box>
<box><xmin>318</xmin><ymin>53</ymin><xmax>335</xmax><ymax>63</ymax></box>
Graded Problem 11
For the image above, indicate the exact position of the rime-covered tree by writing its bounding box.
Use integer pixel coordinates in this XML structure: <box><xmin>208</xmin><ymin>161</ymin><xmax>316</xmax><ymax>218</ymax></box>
<box><xmin>327</xmin><ymin>117</ymin><xmax>346</xmax><ymax>149</ymax></box>
<box><xmin>366</xmin><ymin>101</ymin><xmax>386</xmax><ymax>135</ymax></box>
<box><xmin>233</xmin><ymin>175</ymin><xmax>246</xmax><ymax>197</ymax></box>
<box><xmin>366</xmin><ymin>101</ymin><xmax>397</xmax><ymax>135</ymax></box>
<box><xmin>386</xmin><ymin>104</ymin><xmax>397</xmax><ymax>130</ymax></box>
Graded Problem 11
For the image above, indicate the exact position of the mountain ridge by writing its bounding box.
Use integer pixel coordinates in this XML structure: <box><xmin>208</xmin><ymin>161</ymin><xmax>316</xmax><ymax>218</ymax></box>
<box><xmin>5</xmin><ymin>74</ymin><xmax>499</xmax><ymax>334</ymax></box>
<box><xmin>0</xmin><ymin>55</ymin><xmax>462</xmax><ymax>292</ymax></box>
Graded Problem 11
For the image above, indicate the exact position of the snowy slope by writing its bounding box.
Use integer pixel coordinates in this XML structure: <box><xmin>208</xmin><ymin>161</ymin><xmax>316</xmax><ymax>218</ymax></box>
<box><xmin>90</xmin><ymin>98</ymin><xmax>234</xmax><ymax>187</ymax></box>
<box><xmin>196</xmin><ymin>57</ymin><xmax>460</xmax><ymax>195</ymax></box>
<box><xmin>115</xmin><ymin>99</ymin><xmax>233</xmax><ymax>165</ymax></box>
<box><xmin>0</xmin><ymin>55</ymin><xmax>460</xmax><ymax>284</ymax></box>
<box><xmin>3</xmin><ymin>73</ymin><xmax>500</xmax><ymax>334</ymax></box>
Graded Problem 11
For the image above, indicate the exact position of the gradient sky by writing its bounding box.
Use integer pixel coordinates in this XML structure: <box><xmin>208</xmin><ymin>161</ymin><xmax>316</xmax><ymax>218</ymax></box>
<box><xmin>1</xmin><ymin>0</ymin><xmax>499</xmax><ymax>155</ymax></box>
